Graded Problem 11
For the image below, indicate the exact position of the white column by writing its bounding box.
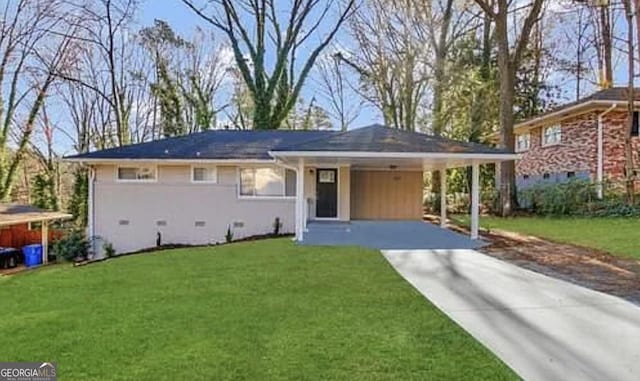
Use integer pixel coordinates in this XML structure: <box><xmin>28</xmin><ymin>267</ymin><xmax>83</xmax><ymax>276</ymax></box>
<box><xmin>296</xmin><ymin>158</ymin><xmax>305</xmax><ymax>241</ymax></box>
<box><xmin>470</xmin><ymin>162</ymin><xmax>480</xmax><ymax>240</ymax></box>
<box><xmin>439</xmin><ymin>169</ymin><xmax>447</xmax><ymax>228</ymax></box>
<box><xmin>41</xmin><ymin>221</ymin><xmax>49</xmax><ymax>264</ymax></box>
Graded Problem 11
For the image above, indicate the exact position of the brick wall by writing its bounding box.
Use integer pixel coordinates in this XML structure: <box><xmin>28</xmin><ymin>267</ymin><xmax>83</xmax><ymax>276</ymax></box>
<box><xmin>515</xmin><ymin>110</ymin><xmax>640</xmax><ymax>188</ymax></box>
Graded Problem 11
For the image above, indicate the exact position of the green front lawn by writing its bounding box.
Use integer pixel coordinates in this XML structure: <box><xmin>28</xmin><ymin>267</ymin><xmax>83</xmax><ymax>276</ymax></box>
<box><xmin>0</xmin><ymin>239</ymin><xmax>515</xmax><ymax>380</ymax></box>
<box><xmin>455</xmin><ymin>215</ymin><xmax>640</xmax><ymax>260</ymax></box>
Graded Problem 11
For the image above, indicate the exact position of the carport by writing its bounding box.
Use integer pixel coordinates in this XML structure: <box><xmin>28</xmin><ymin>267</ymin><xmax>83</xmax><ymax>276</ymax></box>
<box><xmin>269</xmin><ymin>125</ymin><xmax>519</xmax><ymax>242</ymax></box>
<box><xmin>0</xmin><ymin>204</ymin><xmax>71</xmax><ymax>266</ymax></box>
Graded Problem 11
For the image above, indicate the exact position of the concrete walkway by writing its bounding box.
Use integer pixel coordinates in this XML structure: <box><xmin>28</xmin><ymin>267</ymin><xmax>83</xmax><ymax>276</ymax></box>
<box><xmin>383</xmin><ymin>249</ymin><xmax>640</xmax><ymax>381</ymax></box>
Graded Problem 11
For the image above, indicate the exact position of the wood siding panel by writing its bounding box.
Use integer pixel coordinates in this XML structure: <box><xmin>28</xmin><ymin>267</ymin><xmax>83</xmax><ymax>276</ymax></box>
<box><xmin>350</xmin><ymin>170</ymin><xmax>423</xmax><ymax>220</ymax></box>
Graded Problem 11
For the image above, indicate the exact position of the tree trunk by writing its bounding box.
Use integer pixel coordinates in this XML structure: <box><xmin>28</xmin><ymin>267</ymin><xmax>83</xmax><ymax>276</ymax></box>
<box><xmin>495</xmin><ymin>10</ymin><xmax>517</xmax><ymax>216</ymax></box>
<box><xmin>624</xmin><ymin>0</ymin><xmax>636</xmax><ymax>204</ymax></box>
<box><xmin>600</xmin><ymin>5</ymin><xmax>613</xmax><ymax>88</ymax></box>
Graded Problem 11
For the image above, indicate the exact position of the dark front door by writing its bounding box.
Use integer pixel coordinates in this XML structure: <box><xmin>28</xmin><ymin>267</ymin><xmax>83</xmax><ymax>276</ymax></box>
<box><xmin>316</xmin><ymin>169</ymin><xmax>338</xmax><ymax>218</ymax></box>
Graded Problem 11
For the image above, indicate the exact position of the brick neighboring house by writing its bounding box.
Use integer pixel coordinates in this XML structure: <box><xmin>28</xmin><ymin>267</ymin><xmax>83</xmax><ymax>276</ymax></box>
<box><xmin>514</xmin><ymin>87</ymin><xmax>640</xmax><ymax>196</ymax></box>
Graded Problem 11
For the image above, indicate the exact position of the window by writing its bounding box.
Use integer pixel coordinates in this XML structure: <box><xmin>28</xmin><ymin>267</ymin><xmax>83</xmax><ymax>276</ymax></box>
<box><xmin>516</xmin><ymin>133</ymin><xmax>531</xmax><ymax>152</ymax></box>
<box><xmin>523</xmin><ymin>174</ymin><xmax>530</xmax><ymax>180</ymax></box>
<box><xmin>117</xmin><ymin>166</ymin><xmax>156</xmax><ymax>181</ymax></box>
<box><xmin>542</xmin><ymin>125</ymin><xmax>561</xmax><ymax>146</ymax></box>
<box><xmin>192</xmin><ymin>166</ymin><xmax>217</xmax><ymax>183</ymax></box>
<box><xmin>239</xmin><ymin>167</ymin><xmax>296</xmax><ymax>198</ymax></box>
<box><xmin>567</xmin><ymin>171</ymin><xmax>575</xmax><ymax>178</ymax></box>
<box><xmin>632</xmin><ymin>112</ymin><xmax>639</xmax><ymax>137</ymax></box>
<box><xmin>543</xmin><ymin>173</ymin><xmax>550</xmax><ymax>179</ymax></box>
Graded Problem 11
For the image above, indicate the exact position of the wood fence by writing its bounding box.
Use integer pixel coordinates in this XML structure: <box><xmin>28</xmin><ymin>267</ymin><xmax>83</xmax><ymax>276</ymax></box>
<box><xmin>0</xmin><ymin>223</ymin><xmax>64</xmax><ymax>249</ymax></box>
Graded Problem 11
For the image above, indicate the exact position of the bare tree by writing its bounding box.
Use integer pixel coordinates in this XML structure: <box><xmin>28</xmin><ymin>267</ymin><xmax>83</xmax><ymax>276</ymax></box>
<box><xmin>58</xmin><ymin>0</ymin><xmax>138</xmax><ymax>146</ymax></box>
<box><xmin>472</xmin><ymin>0</ymin><xmax>545</xmax><ymax>216</ymax></box>
<box><xmin>314</xmin><ymin>53</ymin><xmax>361</xmax><ymax>131</ymax></box>
<box><xmin>337</xmin><ymin>0</ymin><xmax>430</xmax><ymax>130</ymax></box>
<box><xmin>182</xmin><ymin>0</ymin><xmax>356</xmax><ymax>130</ymax></box>
<box><xmin>0</xmin><ymin>0</ymin><xmax>79</xmax><ymax>200</ymax></box>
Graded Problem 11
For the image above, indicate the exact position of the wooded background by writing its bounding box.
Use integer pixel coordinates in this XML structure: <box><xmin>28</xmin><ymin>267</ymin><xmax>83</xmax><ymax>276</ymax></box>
<box><xmin>1</xmin><ymin>0</ymin><xmax>638</xmax><ymax>223</ymax></box>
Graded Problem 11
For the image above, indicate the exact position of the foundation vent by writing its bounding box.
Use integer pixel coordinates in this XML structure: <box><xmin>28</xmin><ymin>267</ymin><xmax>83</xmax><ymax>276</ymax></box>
<box><xmin>118</xmin><ymin>220</ymin><xmax>129</xmax><ymax>226</ymax></box>
<box><xmin>156</xmin><ymin>220</ymin><xmax>167</xmax><ymax>227</ymax></box>
<box><xmin>195</xmin><ymin>221</ymin><xmax>206</xmax><ymax>227</ymax></box>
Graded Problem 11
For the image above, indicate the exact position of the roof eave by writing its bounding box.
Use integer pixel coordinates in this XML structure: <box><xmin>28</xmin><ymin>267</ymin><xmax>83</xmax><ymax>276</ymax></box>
<box><xmin>62</xmin><ymin>157</ymin><xmax>277</xmax><ymax>164</ymax></box>
<box><xmin>269</xmin><ymin>150</ymin><xmax>519</xmax><ymax>161</ymax></box>
<box><xmin>514</xmin><ymin>100</ymin><xmax>640</xmax><ymax>131</ymax></box>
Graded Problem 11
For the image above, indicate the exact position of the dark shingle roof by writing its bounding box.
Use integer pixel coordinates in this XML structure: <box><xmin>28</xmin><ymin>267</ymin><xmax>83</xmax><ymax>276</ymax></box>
<box><xmin>276</xmin><ymin>124</ymin><xmax>511</xmax><ymax>154</ymax></box>
<box><xmin>66</xmin><ymin>129</ymin><xmax>336</xmax><ymax>160</ymax></box>
<box><xmin>66</xmin><ymin>124</ymin><xmax>511</xmax><ymax>161</ymax></box>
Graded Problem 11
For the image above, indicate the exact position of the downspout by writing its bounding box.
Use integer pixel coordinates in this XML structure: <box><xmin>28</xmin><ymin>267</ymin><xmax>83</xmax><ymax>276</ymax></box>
<box><xmin>597</xmin><ymin>104</ymin><xmax>617</xmax><ymax>199</ymax></box>
<box><xmin>87</xmin><ymin>165</ymin><xmax>96</xmax><ymax>251</ymax></box>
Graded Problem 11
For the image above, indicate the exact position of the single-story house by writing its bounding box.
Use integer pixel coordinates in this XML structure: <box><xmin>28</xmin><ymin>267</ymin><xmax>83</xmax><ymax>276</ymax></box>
<box><xmin>65</xmin><ymin>124</ymin><xmax>517</xmax><ymax>254</ymax></box>
<box><xmin>513</xmin><ymin>87</ymin><xmax>640</xmax><ymax>197</ymax></box>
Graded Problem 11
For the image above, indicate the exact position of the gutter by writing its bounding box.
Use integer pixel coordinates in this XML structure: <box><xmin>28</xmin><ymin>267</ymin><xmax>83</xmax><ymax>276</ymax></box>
<box><xmin>597</xmin><ymin>104</ymin><xmax>617</xmax><ymax>199</ymax></box>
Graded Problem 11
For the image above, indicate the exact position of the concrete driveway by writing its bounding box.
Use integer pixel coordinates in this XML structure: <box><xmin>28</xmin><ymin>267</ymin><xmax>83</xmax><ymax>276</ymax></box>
<box><xmin>302</xmin><ymin>220</ymin><xmax>486</xmax><ymax>250</ymax></box>
<box><xmin>383</xmin><ymin>249</ymin><xmax>640</xmax><ymax>381</ymax></box>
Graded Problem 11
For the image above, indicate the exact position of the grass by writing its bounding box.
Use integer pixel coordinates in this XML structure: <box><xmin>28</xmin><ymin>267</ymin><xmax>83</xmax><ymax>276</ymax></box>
<box><xmin>0</xmin><ymin>239</ymin><xmax>516</xmax><ymax>381</ymax></box>
<box><xmin>454</xmin><ymin>215</ymin><xmax>640</xmax><ymax>260</ymax></box>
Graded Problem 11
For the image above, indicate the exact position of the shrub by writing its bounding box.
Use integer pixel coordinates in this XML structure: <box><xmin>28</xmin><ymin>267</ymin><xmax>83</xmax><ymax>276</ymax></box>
<box><xmin>52</xmin><ymin>230</ymin><xmax>90</xmax><ymax>261</ymax></box>
<box><xmin>518</xmin><ymin>179</ymin><xmax>595</xmax><ymax>215</ymax></box>
<box><xmin>225</xmin><ymin>225</ymin><xmax>234</xmax><ymax>243</ymax></box>
<box><xmin>103</xmin><ymin>241</ymin><xmax>116</xmax><ymax>258</ymax></box>
<box><xmin>578</xmin><ymin>197</ymin><xmax>640</xmax><ymax>217</ymax></box>
<box><xmin>518</xmin><ymin>179</ymin><xmax>640</xmax><ymax>217</ymax></box>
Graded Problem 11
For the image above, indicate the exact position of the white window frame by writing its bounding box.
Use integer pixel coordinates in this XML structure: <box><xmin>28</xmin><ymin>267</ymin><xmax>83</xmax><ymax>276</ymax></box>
<box><xmin>237</xmin><ymin>166</ymin><xmax>295</xmax><ymax>200</ymax></box>
<box><xmin>542</xmin><ymin>124</ymin><xmax>562</xmax><ymax>146</ymax></box>
<box><xmin>191</xmin><ymin>165</ymin><xmax>217</xmax><ymax>184</ymax></box>
<box><xmin>516</xmin><ymin>133</ymin><xmax>531</xmax><ymax>152</ymax></box>
<box><xmin>115</xmin><ymin>165</ymin><xmax>158</xmax><ymax>183</ymax></box>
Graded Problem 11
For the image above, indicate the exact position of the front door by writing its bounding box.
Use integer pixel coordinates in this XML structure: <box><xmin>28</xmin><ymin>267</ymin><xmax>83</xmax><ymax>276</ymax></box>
<box><xmin>316</xmin><ymin>169</ymin><xmax>338</xmax><ymax>218</ymax></box>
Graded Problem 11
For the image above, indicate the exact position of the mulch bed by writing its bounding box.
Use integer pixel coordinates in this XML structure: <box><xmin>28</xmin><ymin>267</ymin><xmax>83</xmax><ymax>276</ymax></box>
<box><xmin>425</xmin><ymin>215</ymin><xmax>640</xmax><ymax>306</ymax></box>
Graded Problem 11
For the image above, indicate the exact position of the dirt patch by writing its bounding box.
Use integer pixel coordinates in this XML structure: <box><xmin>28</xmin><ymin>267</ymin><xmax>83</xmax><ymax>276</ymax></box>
<box><xmin>425</xmin><ymin>215</ymin><xmax>640</xmax><ymax>306</ymax></box>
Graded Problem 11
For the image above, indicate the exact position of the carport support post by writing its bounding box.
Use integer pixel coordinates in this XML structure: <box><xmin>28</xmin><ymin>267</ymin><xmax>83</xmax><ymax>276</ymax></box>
<box><xmin>470</xmin><ymin>162</ymin><xmax>480</xmax><ymax>240</ymax></box>
<box><xmin>295</xmin><ymin>158</ymin><xmax>305</xmax><ymax>241</ymax></box>
<box><xmin>439</xmin><ymin>169</ymin><xmax>447</xmax><ymax>228</ymax></box>
<box><xmin>41</xmin><ymin>221</ymin><xmax>49</xmax><ymax>264</ymax></box>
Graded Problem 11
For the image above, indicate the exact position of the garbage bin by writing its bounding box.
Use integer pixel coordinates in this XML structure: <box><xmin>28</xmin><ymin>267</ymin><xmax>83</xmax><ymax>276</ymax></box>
<box><xmin>22</xmin><ymin>244</ymin><xmax>43</xmax><ymax>268</ymax></box>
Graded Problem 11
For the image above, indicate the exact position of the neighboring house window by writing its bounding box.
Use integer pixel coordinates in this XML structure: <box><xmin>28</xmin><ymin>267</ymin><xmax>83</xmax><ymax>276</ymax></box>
<box><xmin>632</xmin><ymin>111</ymin><xmax>639</xmax><ymax>137</ymax></box>
<box><xmin>542</xmin><ymin>124</ymin><xmax>561</xmax><ymax>146</ymax></box>
<box><xmin>543</xmin><ymin>173</ymin><xmax>550</xmax><ymax>179</ymax></box>
<box><xmin>192</xmin><ymin>166</ymin><xmax>217</xmax><ymax>183</ymax></box>
<box><xmin>567</xmin><ymin>171</ymin><xmax>575</xmax><ymax>178</ymax></box>
<box><xmin>239</xmin><ymin>167</ymin><xmax>296</xmax><ymax>197</ymax></box>
<box><xmin>516</xmin><ymin>133</ymin><xmax>530</xmax><ymax>152</ymax></box>
<box><xmin>117</xmin><ymin>166</ymin><xmax>156</xmax><ymax>181</ymax></box>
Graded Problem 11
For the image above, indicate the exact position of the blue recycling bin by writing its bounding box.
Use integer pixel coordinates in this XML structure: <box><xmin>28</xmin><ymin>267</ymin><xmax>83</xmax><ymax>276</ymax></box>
<box><xmin>22</xmin><ymin>244</ymin><xmax>43</xmax><ymax>268</ymax></box>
